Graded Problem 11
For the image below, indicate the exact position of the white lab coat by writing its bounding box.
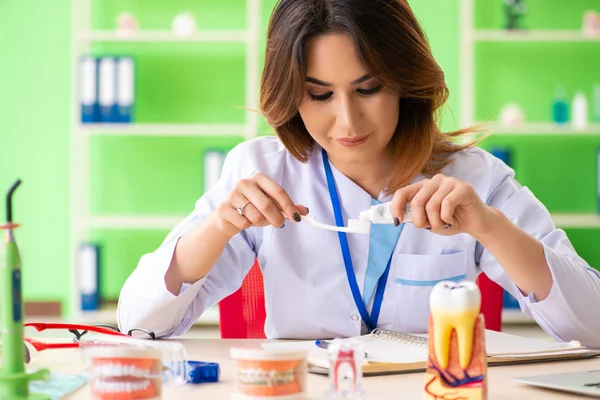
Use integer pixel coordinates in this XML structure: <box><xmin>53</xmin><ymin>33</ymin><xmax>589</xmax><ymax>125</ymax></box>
<box><xmin>117</xmin><ymin>136</ymin><xmax>600</xmax><ymax>346</ymax></box>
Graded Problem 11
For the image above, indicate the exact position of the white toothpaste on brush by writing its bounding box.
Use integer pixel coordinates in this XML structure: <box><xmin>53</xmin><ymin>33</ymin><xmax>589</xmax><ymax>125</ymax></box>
<box><xmin>358</xmin><ymin>201</ymin><xmax>412</xmax><ymax>224</ymax></box>
<box><xmin>296</xmin><ymin>202</ymin><xmax>410</xmax><ymax>235</ymax></box>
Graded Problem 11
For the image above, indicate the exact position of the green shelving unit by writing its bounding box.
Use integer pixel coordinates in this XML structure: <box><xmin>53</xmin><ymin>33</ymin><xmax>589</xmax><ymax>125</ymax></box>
<box><xmin>68</xmin><ymin>0</ymin><xmax>276</xmax><ymax>323</ymax></box>
<box><xmin>460</xmin><ymin>0</ymin><xmax>600</xmax><ymax>323</ymax></box>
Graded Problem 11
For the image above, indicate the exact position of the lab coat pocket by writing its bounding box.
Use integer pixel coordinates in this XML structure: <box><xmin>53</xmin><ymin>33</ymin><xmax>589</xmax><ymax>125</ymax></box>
<box><xmin>392</xmin><ymin>251</ymin><xmax>468</xmax><ymax>332</ymax></box>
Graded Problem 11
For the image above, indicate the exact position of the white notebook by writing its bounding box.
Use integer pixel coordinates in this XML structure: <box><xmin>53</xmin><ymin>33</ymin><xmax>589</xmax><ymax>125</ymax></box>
<box><xmin>263</xmin><ymin>328</ymin><xmax>600</xmax><ymax>375</ymax></box>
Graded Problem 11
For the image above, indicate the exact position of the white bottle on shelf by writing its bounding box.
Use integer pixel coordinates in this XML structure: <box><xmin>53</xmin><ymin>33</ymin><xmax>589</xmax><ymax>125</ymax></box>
<box><xmin>572</xmin><ymin>91</ymin><xmax>588</xmax><ymax>130</ymax></box>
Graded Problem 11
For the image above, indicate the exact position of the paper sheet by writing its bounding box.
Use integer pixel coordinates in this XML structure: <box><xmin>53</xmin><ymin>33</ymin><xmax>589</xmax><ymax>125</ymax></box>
<box><xmin>30</xmin><ymin>373</ymin><xmax>88</xmax><ymax>400</ymax></box>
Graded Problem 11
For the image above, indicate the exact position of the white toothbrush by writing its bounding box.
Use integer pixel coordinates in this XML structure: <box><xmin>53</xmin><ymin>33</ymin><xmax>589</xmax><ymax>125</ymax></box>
<box><xmin>300</xmin><ymin>215</ymin><xmax>371</xmax><ymax>234</ymax></box>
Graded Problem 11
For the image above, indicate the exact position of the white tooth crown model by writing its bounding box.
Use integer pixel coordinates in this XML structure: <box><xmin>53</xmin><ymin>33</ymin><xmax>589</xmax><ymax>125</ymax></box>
<box><xmin>424</xmin><ymin>280</ymin><xmax>488</xmax><ymax>400</ymax></box>
<box><xmin>429</xmin><ymin>280</ymin><xmax>481</xmax><ymax>370</ymax></box>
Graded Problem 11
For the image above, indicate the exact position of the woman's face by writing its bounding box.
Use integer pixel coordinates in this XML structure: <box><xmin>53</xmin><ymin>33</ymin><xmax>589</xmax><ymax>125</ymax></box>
<box><xmin>298</xmin><ymin>33</ymin><xmax>400</xmax><ymax>165</ymax></box>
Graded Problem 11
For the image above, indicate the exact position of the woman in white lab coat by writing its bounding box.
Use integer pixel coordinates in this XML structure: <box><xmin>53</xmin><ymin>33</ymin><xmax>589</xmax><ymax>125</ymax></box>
<box><xmin>117</xmin><ymin>0</ymin><xmax>600</xmax><ymax>345</ymax></box>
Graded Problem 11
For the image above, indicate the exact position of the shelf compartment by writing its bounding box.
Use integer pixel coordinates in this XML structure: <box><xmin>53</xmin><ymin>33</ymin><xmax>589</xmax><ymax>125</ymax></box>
<box><xmin>474</xmin><ymin>29</ymin><xmax>600</xmax><ymax>42</ymax></box>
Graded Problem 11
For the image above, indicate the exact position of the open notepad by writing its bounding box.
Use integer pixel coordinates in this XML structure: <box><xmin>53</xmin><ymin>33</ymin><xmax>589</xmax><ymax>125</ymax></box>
<box><xmin>262</xmin><ymin>328</ymin><xmax>600</xmax><ymax>375</ymax></box>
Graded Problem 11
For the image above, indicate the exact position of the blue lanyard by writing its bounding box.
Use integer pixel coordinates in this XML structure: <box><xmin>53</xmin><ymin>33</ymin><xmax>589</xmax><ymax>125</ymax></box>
<box><xmin>322</xmin><ymin>149</ymin><xmax>400</xmax><ymax>332</ymax></box>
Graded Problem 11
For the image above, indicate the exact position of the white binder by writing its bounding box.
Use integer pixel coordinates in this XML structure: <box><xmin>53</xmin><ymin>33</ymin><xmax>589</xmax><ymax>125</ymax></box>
<box><xmin>79</xmin><ymin>57</ymin><xmax>98</xmax><ymax>123</ymax></box>
<box><xmin>98</xmin><ymin>57</ymin><xmax>117</xmax><ymax>122</ymax></box>
<box><xmin>116</xmin><ymin>57</ymin><xmax>135</xmax><ymax>123</ymax></box>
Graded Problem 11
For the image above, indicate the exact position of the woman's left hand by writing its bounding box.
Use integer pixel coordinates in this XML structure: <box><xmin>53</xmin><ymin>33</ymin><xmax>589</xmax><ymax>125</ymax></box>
<box><xmin>391</xmin><ymin>174</ymin><xmax>494</xmax><ymax>237</ymax></box>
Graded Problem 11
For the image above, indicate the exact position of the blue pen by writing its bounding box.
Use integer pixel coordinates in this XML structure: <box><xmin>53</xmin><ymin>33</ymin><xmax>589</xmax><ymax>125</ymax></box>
<box><xmin>315</xmin><ymin>340</ymin><xmax>369</xmax><ymax>358</ymax></box>
<box><xmin>315</xmin><ymin>339</ymin><xmax>329</xmax><ymax>351</ymax></box>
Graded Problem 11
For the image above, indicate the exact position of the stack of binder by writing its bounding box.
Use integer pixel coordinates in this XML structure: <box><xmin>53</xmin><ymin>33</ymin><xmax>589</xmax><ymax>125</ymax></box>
<box><xmin>79</xmin><ymin>56</ymin><xmax>135</xmax><ymax>123</ymax></box>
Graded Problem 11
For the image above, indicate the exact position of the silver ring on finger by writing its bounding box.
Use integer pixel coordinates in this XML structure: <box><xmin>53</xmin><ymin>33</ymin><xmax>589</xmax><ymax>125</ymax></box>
<box><xmin>236</xmin><ymin>201</ymin><xmax>252</xmax><ymax>217</ymax></box>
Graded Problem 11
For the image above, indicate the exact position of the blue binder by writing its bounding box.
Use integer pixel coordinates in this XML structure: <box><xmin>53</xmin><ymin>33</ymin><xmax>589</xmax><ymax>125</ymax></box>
<box><xmin>98</xmin><ymin>57</ymin><xmax>118</xmax><ymax>123</ymax></box>
<box><xmin>79</xmin><ymin>56</ymin><xmax>99</xmax><ymax>123</ymax></box>
<box><xmin>78</xmin><ymin>243</ymin><xmax>100</xmax><ymax>311</ymax></box>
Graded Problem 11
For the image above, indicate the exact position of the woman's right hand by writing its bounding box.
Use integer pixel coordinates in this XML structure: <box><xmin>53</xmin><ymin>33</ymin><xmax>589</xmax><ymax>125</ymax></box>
<box><xmin>214</xmin><ymin>173</ymin><xmax>309</xmax><ymax>237</ymax></box>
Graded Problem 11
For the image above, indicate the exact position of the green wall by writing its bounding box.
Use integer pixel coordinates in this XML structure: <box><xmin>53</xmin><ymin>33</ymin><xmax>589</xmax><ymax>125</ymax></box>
<box><xmin>410</xmin><ymin>0</ymin><xmax>461</xmax><ymax>133</ymax></box>
<box><xmin>0</xmin><ymin>0</ymin><xmax>71</xmax><ymax>302</ymax></box>
<box><xmin>2</xmin><ymin>0</ymin><xmax>598</xmax><ymax>310</ymax></box>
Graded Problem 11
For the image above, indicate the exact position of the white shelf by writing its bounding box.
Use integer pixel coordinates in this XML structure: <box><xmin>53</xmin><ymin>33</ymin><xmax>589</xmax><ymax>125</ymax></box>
<box><xmin>502</xmin><ymin>308</ymin><xmax>535</xmax><ymax>325</ymax></box>
<box><xmin>77</xmin><ymin>30</ymin><xmax>251</xmax><ymax>43</ymax></box>
<box><xmin>482</xmin><ymin>122</ymin><xmax>600</xmax><ymax>135</ymax></box>
<box><xmin>84</xmin><ymin>215</ymin><xmax>185</xmax><ymax>230</ymax></box>
<box><xmin>79</xmin><ymin>305</ymin><xmax>220</xmax><ymax>327</ymax></box>
<box><xmin>475</xmin><ymin>29</ymin><xmax>600</xmax><ymax>42</ymax></box>
<box><xmin>79</xmin><ymin>123</ymin><xmax>248</xmax><ymax>137</ymax></box>
<box><xmin>551</xmin><ymin>213</ymin><xmax>600</xmax><ymax>229</ymax></box>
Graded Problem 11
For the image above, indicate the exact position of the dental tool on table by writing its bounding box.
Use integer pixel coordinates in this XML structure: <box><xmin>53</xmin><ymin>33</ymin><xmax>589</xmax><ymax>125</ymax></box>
<box><xmin>0</xmin><ymin>179</ymin><xmax>51</xmax><ymax>399</ymax></box>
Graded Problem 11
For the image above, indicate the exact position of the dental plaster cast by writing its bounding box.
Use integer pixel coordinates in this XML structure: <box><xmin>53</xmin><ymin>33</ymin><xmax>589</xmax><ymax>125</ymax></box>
<box><xmin>85</xmin><ymin>346</ymin><xmax>164</xmax><ymax>400</ymax></box>
<box><xmin>423</xmin><ymin>281</ymin><xmax>487</xmax><ymax>400</ymax></box>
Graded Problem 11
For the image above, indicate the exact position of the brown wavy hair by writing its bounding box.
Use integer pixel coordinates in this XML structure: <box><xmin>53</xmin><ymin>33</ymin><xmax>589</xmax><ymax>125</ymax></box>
<box><xmin>259</xmin><ymin>0</ymin><xmax>480</xmax><ymax>193</ymax></box>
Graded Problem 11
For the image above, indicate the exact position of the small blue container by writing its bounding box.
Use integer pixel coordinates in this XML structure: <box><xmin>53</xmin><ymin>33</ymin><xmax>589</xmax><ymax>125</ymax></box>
<box><xmin>185</xmin><ymin>361</ymin><xmax>220</xmax><ymax>384</ymax></box>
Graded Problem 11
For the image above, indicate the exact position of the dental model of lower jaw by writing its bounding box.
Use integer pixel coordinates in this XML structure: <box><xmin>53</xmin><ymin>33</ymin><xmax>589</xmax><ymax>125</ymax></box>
<box><xmin>424</xmin><ymin>280</ymin><xmax>487</xmax><ymax>400</ymax></box>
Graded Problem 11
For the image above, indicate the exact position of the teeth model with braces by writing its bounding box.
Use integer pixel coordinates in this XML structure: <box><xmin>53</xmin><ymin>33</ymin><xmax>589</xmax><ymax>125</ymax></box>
<box><xmin>230</xmin><ymin>348</ymin><xmax>308</xmax><ymax>399</ymax></box>
<box><xmin>238</xmin><ymin>368</ymin><xmax>296</xmax><ymax>386</ymax></box>
<box><xmin>424</xmin><ymin>280</ymin><xmax>487</xmax><ymax>400</ymax></box>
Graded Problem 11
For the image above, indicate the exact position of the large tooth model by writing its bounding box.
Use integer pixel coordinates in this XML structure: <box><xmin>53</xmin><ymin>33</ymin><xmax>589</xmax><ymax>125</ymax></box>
<box><xmin>423</xmin><ymin>280</ymin><xmax>488</xmax><ymax>400</ymax></box>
